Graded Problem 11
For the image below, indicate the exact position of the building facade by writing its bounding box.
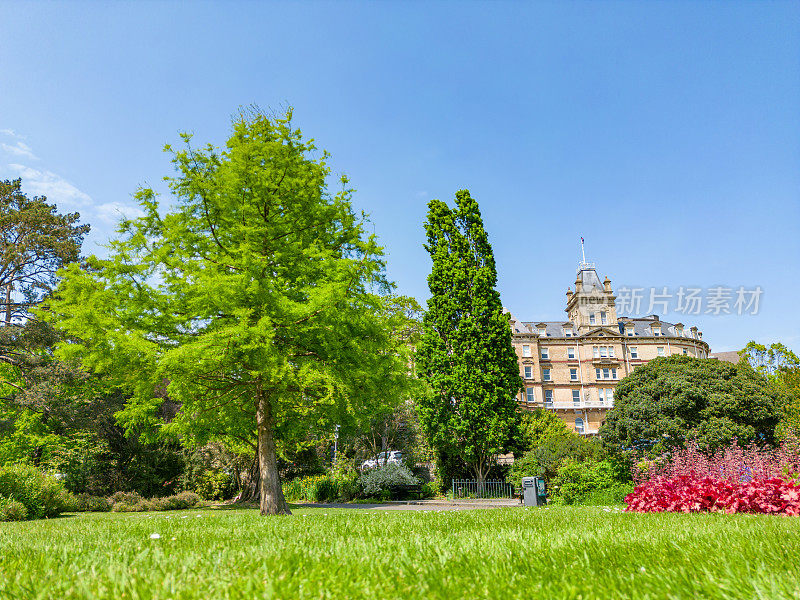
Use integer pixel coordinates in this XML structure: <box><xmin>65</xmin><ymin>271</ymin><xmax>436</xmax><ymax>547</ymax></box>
<box><xmin>508</xmin><ymin>261</ymin><xmax>710</xmax><ymax>435</ymax></box>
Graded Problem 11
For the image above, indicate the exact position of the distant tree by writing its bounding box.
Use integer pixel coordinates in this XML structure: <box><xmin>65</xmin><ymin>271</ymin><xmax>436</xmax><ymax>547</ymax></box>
<box><xmin>518</xmin><ymin>408</ymin><xmax>572</xmax><ymax>453</ymax></box>
<box><xmin>44</xmin><ymin>109</ymin><xmax>412</xmax><ymax>515</ymax></box>
<box><xmin>416</xmin><ymin>190</ymin><xmax>522</xmax><ymax>490</ymax></box>
<box><xmin>600</xmin><ymin>355</ymin><xmax>786</xmax><ymax>454</ymax></box>
<box><xmin>741</xmin><ymin>341</ymin><xmax>800</xmax><ymax>438</ymax></box>
<box><xmin>0</xmin><ymin>179</ymin><xmax>89</xmax><ymax>325</ymax></box>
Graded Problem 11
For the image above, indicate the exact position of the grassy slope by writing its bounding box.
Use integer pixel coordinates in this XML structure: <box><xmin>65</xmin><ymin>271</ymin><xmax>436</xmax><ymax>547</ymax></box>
<box><xmin>1</xmin><ymin>506</ymin><xmax>799</xmax><ymax>600</ymax></box>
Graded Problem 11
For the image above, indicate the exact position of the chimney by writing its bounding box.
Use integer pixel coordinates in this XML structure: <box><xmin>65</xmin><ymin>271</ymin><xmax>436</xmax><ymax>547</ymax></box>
<box><xmin>603</xmin><ymin>276</ymin><xmax>611</xmax><ymax>292</ymax></box>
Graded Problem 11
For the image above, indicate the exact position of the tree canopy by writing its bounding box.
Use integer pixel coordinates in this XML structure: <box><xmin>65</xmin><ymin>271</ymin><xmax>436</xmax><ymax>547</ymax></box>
<box><xmin>416</xmin><ymin>190</ymin><xmax>522</xmax><ymax>486</ymax></box>
<box><xmin>44</xmin><ymin>109</ymin><xmax>414</xmax><ymax>514</ymax></box>
<box><xmin>600</xmin><ymin>355</ymin><xmax>786</xmax><ymax>454</ymax></box>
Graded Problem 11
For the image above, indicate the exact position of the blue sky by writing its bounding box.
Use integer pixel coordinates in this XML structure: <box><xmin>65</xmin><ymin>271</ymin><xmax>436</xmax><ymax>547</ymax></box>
<box><xmin>1</xmin><ymin>1</ymin><xmax>798</xmax><ymax>353</ymax></box>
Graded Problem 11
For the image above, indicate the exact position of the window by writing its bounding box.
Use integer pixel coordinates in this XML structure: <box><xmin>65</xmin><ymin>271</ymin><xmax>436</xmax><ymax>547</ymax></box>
<box><xmin>657</xmin><ymin>347</ymin><xmax>665</xmax><ymax>357</ymax></box>
<box><xmin>526</xmin><ymin>387</ymin><xmax>535</xmax><ymax>403</ymax></box>
<box><xmin>564</xmin><ymin>329</ymin><xmax>573</xmax><ymax>337</ymax></box>
<box><xmin>653</xmin><ymin>327</ymin><xmax>661</xmax><ymax>337</ymax></box>
<box><xmin>522</xmin><ymin>345</ymin><xmax>531</xmax><ymax>357</ymax></box>
<box><xmin>611</xmin><ymin>368</ymin><xmax>617</xmax><ymax>379</ymax></box>
<box><xmin>626</xmin><ymin>327</ymin><xmax>635</xmax><ymax>337</ymax></box>
<box><xmin>542</xmin><ymin>368</ymin><xmax>551</xmax><ymax>381</ymax></box>
<box><xmin>572</xmin><ymin>390</ymin><xmax>580</xmax><ymax>404</ymax></box>
<box><xmin>593</xmin><ymin>346</ymin><xmax>599</xmax><ymax>358</ymax></box>
<box><xmin>568</xmin><ymin>347</ymin><xmax>576</xmax><ymax>359</ymax></box>
<box><xmin>538</xmin><ymin>327</ymin><xmax>546</xmax><ymax>336</ymax></box>
<box><xmin>540</xmin><ymin>348</ymin><xmax>549</xmax><ymax>360</ymax></box>
<box><xmin>574</xmin><ymin>417</ymin><xmax>585</xmax><ymax>434</ymax></box>
<box><xmin>570</xmin><ymin>368</ymin><xmax>578</xmax><ymax>381</ymax></box>
<box><xmin>544</xmin><ymin>390</ymin><xmax>553</xmax><ymax>407</ymax></box>
<box><xmin>682</xmin><ymin>348</ymin><xmax>688</xmax><ymax>355</ymax></box>
<box><xmin>600</xmin><ymin>311</ymin><xmax>607</xmax><ymax>325</ymax></box>
<box><xmin>589</xmin><ymin>314</ymin><xmax>596</xmax><ymax>325</ymax></box>
<box><xmin>595</xmin><ymin>367</ymin><xmax>601</xmax><ymax>379</ymax></box>
<box><xmin>608</xmin><ymin>388</ymin><xmax>614</xmax><ymax>402</ymax></box>
<box><xmin>602</xmin><ymin>368</ymin><xmax>610</xmax><ymax>379</ymax></box>
<box><xmin>599</xmin><ymin>346</ymin><xmax>608</xmax><ymax>358</ymax></box>
<box><xmin>524</xmin><ymin>366</ymin><xmax>533</xmax><ymax>379</ymax></box>
<box><xmin>609</xmin><ymin>347</ymin><xmax>615</xmax><ymax>358</ymax></box>
<box><xmin>629</xmin><ymin>346</ymin><xmax>638</xmax><ymax>359</ymax></box>
<box><xmin>598</xmin><ymin>389</ymin><xmax>606</xmax><ymax>403</ymax></box>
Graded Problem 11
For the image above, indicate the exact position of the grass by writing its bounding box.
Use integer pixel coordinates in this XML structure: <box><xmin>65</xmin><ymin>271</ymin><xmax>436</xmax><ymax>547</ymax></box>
<box><xmin>1</xmin><ymin>505</ymin><xmax>799</xmax><ymax>599</ymax></box>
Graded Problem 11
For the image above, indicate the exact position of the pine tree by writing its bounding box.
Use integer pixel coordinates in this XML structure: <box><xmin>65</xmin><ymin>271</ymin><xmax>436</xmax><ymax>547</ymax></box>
<box><xmin>416</xmin><ymin>190</ymin><xmax>522</xmax><ymax>490</ymax></box>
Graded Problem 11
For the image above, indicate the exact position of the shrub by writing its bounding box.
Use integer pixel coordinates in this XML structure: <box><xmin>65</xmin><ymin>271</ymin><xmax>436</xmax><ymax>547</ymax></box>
<box><xmin>359</xmin><ymin>463</ymin><xmax>418</xmax><ymax>497</ymax></box>
<box><xmin>66</xmin><ymin>493</ymin><xmax>112</xmax><ymax>512</ymax></box>
<box><xmin>0</xmin><ymin>496</ymin><xmax>28</xmax><ymax>521</ymax></box>
<box><xmin>193</xmin><ymin>471</ymin><xmax>235</xmax><ymax>501</ymax></box>
<box><xmin>0</xmin><ymin>464</ymin><xmax>68</xmax><ymax>519</ymax></box>
<box><xmin>626</xmin><ymin>475</ymin><xmax>800</xmax><ymax>514</ymax></box>
<box><xmin>551</xmin><ymin>459</ymin><xmax>629</xmax><ymax>505</ymax></box>
<box><xmin>283</xmin><ymin>472</ymin><xmax>360</xmax><ymax>503</ymax></box>
<box><xmin>110</xmin><ymin>491</ymin><xmax>203</xmax><ymax>512</ymax></box>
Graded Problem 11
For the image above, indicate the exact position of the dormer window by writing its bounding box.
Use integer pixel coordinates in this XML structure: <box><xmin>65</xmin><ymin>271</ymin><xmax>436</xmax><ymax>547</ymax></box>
<box><xmin>625</xmin><ymin>324</ymin><xmax>635</xmax><ymax>337</ymax></box>
<box><xmin>652</xmin><ymin>326</ymin><xmax>661</xmax><ymax>337</ymax></box>
<box><xmin>538</xmin><ymin>328</ymin><xmax>546</xmax><ymax>336</ymax></box>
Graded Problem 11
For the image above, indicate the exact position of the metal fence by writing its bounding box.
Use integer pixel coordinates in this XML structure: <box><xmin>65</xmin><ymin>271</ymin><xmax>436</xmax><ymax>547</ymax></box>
<box><xmin>451</xmin><ymin>479</ymin><xmax>514</xmax><ymax>499</ymax></box>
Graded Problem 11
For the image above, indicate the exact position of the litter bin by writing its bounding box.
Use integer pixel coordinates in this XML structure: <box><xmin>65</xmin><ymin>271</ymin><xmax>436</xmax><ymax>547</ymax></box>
<box><xmin>522</xmin><ymin>476</ymin><xmax>547</xmax><ymax>507</ymax></box>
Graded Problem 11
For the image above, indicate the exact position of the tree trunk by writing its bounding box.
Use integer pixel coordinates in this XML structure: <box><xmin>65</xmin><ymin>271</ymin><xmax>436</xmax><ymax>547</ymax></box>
<box><xmin>237</xmin><ymin>454</ymin><xmax>260</xmax><ymax>502</ymax></box>
<box><xmin>4</xmin><ymin>283</ymin><xmax>12</xmax><ymax>326</ymax></box>
<box><xmin>256</xmin><ymin>392</ymin><xmax>290</xmax><ymax>515</ymax></box>
<box><xmin>474</xmin><ymin>458</ymin><xmax>488</xmax><ymax>498</ymax></box>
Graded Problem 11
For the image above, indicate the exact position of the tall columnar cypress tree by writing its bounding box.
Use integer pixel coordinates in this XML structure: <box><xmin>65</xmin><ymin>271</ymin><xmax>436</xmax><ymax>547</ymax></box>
<box><xmin>417</xmin><ymin>190</ymin><xmax>523</xmax><ymax>488</ymax></box>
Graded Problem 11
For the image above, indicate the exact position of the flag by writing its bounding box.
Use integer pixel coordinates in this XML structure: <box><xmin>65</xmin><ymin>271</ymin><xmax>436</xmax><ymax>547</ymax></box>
<box><xmin>581</xmin><ymin>237</ymin><xmax>584</xmax><ymax>244</ymax></box>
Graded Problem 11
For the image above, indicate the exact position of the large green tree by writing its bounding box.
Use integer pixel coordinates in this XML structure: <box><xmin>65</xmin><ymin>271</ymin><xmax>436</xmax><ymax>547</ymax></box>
<box><xmin>416</xmin><ymin>190</ymin><xmax>522</xmax><ymax>489</ymax></box>
<box><xmin>600</xmin><ymin>355</ymin><xmax>786</xmax><ymax>453</ymax></box>
<box><xmin>44</xmin><ymin>110</ymin><xmax>411</xmax><ymax>515</ymax></box>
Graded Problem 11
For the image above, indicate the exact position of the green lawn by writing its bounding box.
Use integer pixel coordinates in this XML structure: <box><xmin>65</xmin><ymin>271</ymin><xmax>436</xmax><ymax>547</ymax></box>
<box><xmin>1</xmin><ymin>505</ymin><xmax>799</xmax><ymax>599</ymax></box>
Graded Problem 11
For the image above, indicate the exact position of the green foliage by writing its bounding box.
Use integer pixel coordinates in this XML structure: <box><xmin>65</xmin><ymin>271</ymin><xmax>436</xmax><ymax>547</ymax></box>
<box><xmin>741</xmin><ymin>341</ymin><xmax>800</xmax><ymax>439</ymax></box>
<box><xmin>518</xmin><ymin>409</ymin><xmax>572</xmax><ymax>452</ymax></box>
<box><xmin>0</xmin><ymin>496</ymin><xmax>28</xmax><ymax>521</ymax></box>
<box><xmin>108</xmin><ymin>490</ymin><xmax>203</xmax><ymax>512</ymax></box>
<box><xmin>550</xmin><ymin>459</ymin><xmax>629</xmax><ymax>505</ymax></box>
<box><xmin>0</xmin><ymin>463</ymin><xmax>68</xmax><ymax>519</ymax></box>
<box><xmin>600</xmin><ymin>355</ymin><xmax>786</xmax><ymax>454</ymax></box>
<box><xmin>65</xmin><ymin>493</ymin><xmax>112</xmax><ymax>512</ymax></box>
<box><xmin>44</xmin><ymin>109</ymin><xmax>412</xmax><ymax>515</ymax></box>
<box><xmin>193</xmin><ymin>471</ymin><xmax>235</xmax><ymax>501</ymax></box>
<box><xmin>282</xmin><ymin>471</ymin><xmax>361</xmax><ymax>503</ymax></box>
<box><xmin>417</xmin><ymin>190</ymin><xmax>523</xmax><ymax>483</ymax></box>
<box><xmin>359</xmin><ymin>463</ymin><xmax>418</xmax><ymax>497</ymax></box>
<box><xmin>508</xmin><ymin>432</ymin><xmax>607</xmax><ymax>488</ymax></box>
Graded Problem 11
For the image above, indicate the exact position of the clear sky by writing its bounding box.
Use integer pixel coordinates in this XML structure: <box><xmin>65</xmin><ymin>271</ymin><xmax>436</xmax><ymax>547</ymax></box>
<box><xmin>1</xmin><ymin>1</ymin><xmax>798</xmax><ymax>353</ymax></box>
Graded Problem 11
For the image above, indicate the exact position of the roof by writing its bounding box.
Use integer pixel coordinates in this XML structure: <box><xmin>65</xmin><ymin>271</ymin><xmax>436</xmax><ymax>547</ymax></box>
<box><xmin>512</xmin><ymin>315</ymin><xmax>703</xmax><ymax>341</ymax></box>
<box><xmin>710</xmin><ymin>351</ymin><xmax>741</xmax><ymax>364</ymax></box>
<box><xmin>577</xmin><ymin>267</ymin><xmax>604</xmax><ymax>293</ymax></box>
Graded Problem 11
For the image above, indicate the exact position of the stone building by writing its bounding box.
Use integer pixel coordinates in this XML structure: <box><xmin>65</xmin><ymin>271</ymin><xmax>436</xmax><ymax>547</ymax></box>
<box><xmin>508</xmin><ymin>261</ymin><xmax>710</xmax><ymax>435</ymax></box>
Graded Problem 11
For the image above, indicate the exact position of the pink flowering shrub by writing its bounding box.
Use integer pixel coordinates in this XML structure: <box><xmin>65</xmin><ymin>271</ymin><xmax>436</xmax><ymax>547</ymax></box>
<box><xmin>626</xmin><ymin>438</ymin><xmax>800</xmax><ymax>515</ymax></box>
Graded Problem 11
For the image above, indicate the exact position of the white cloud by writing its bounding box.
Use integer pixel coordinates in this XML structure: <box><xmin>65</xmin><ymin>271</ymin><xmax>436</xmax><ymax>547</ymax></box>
<box><xmin>0</xmin><ymin>129</ymin><xmax>20</xmax><ymax>138</ymax></box>
<box><xmin>8</xmin><ymin>163</ymin><xmax>92</xmax><ymax>207</ymax></box>
<box><xmin>96</xmin><ymin>201</ymin><xmax>145</xmax><ymax>225</ymax></box>
<box><xmin>1</xmin><ymin>141</ymin><xmax>37</xmax><ymax>160</ymax></box>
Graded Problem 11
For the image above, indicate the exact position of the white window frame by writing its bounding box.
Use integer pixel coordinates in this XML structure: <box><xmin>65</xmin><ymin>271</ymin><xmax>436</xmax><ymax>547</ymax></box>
<box><xmin>544</xmin><ymin>390</ymin><xmax>553</xmax><ymax>407</ymax></box>
<box><xmin>524</xmin><ymin>365</ymin><xmax>533</xmax><ymax>379</ymax></box>
<box><xmin>526</xmin><ymin>387</ymin><xmax>535</xmax><ymax>403</ymax></box>
<box><xmin>540</xmin><ymin>348</ymin><xmax>549</xmax><ymax>360</ymax></box>
<box><xmin>542</xmin><ymin>368</ymin><xmax>551</xmax><ymax>382</ymax></box>
<box><xmin>598</xmin><ymin>389</ymin><xmax>605</xmax><ymax>403</ymax></box>
<box><xmin>570</xmin><ymin>368</ymin><xmax>578</xmax><ymax>381</ymax></box>
<box><xmin>611</xmin><ymin>368</ymin><xmax>617</xmax><ymax>379</ymax></box>
<box><xmin>522</xmin><ymin>345</ymin><xmax>531</xmax><ymax>357</ymax></box>
<box><xmin>574</xmin><ymin>417</ymin><xmax>585</xmax><ymax>434</ymax></box>
<box><xmin>595</xmin><ymin>367</ymin><xmax>601</xmax><ymax>379</ymax></box>
<box><xmin>568</xmin><ymin>347</ymin><xmax>576</xmax><ymax>359</ymax></box>
<box><xmin>600</xmin><ymin>311</ymin><xmax>607</xmax><ymax>325</ymax></box>
<box><xmin>629</xmin><ymin>346</ymin><xmax>638</xmax><ymax>359</ymax></box>
<box><xmin>593</xmin><ymin>346</ymin><xmax>600</xmax><ymax>358</ymax></box>
<box><xmin>657</xmin><ymin>346</ymin><xmax>665</xmax><ymax>356</ymax></box>
<box><xmin>599</xmin><ymin>346</ymin><xmax>608</xmax><ymax>358</ymax></box>
<box><xmin>602</xmin><ymin>368</ymin><xmax>610</xmax><ymax>379</ymax></box>
<box><xmin>572</xmin><ymin>390</ymin><xmax>580</xmax><ymax>404</ymax></box>
<box><xmin>589</xmin><ymin>314</ymin><xmax>596</xmax><ymax>325</ymax></box>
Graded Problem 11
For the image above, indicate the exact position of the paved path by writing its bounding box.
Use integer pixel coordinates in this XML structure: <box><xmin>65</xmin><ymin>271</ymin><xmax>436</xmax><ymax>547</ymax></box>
<box><xmin>294</xmin><ymin>499</ymin><xmax>521</xmax><ymax>511</ymax></box>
